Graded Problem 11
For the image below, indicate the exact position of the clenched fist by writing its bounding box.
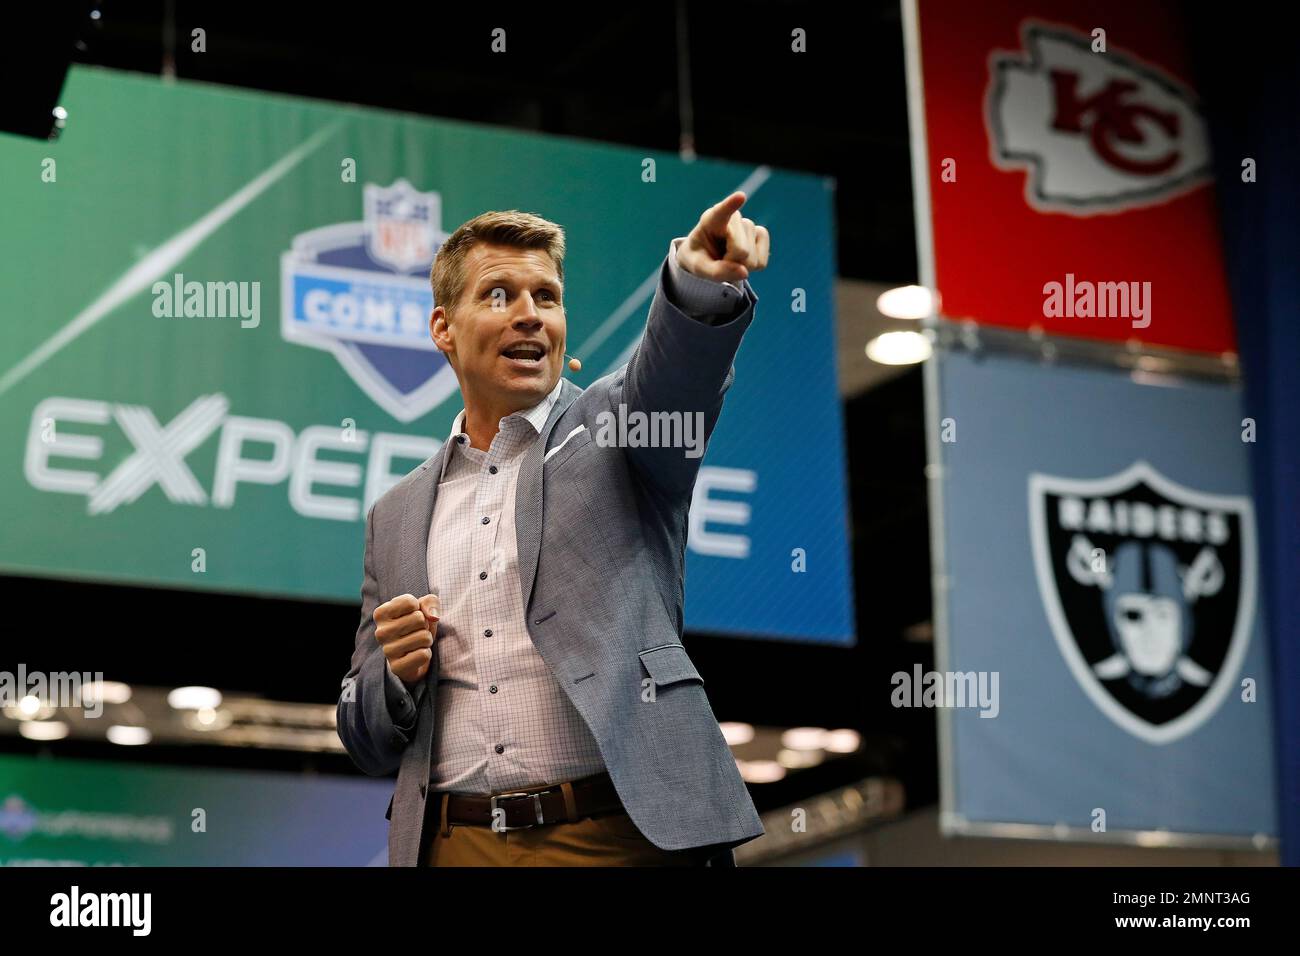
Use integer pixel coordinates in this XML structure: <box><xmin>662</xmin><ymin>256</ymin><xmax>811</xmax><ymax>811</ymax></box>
<box><xmin>373</xmin><ymin>593</ymin><xmax>440</xmax><ymax>687</ymax></box>
<box><xmin>676</xmin><ymin>191</ymin><xmax>771</xmax><ymax>285</ymax></box>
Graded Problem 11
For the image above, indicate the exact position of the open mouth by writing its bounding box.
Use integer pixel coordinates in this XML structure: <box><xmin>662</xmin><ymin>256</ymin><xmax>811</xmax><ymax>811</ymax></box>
<box><xmin>500</xmin><ymin>342</ymin><xmax>547</xmax><ymax>366</ymax></box>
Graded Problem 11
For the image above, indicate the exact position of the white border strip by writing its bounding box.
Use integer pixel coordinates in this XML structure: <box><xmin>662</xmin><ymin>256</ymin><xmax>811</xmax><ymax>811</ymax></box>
<box><xmin>901</xmin><ymin>0</ymin><xmax>961</xmax><ymax>837</ymax></box>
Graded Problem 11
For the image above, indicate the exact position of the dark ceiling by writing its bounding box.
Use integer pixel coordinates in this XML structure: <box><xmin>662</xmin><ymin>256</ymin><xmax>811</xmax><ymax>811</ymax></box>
<box><xmin>69</xmin><ymin>0</ymin><xmax>919</xmax><ymax>283</ymax></box>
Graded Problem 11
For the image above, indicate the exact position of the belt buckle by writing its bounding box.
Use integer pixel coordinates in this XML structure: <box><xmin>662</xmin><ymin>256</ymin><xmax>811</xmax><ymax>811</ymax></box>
<box><xmin>489</xmin><ymin>790</ymin><xmax>546</xmax><ymax>831</ymax></box>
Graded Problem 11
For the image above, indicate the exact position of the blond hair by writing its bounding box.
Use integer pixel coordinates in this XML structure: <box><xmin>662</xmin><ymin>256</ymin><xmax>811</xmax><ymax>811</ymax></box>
<box><xmin>430</xmin><ymin>210</ymin><xmax>566</xmax><ymax>317</ymax></box>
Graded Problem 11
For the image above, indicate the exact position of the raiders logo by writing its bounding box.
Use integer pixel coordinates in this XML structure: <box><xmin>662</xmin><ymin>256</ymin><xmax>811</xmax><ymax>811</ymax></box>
<box><xmin>1029</xmin><ymin>461</ymin><xmax>1256</xmax><ymax>744</ymax></box>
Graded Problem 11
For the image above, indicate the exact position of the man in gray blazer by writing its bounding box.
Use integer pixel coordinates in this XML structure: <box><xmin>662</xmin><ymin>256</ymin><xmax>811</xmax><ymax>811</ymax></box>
<box><xmin>337</xmin><ymin>191</ymin><xmax>769</xmax><ymax>866</ymax></box>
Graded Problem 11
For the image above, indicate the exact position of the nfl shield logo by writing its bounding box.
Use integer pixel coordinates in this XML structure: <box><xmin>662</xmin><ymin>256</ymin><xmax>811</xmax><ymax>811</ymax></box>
<box><xmin>365</xmin><ymin>179</ymin><xmax>440</xmax><ymax>274</ymax></box>
<box><xmin>281</xmin><ymin>180</ymin><xmax>458</xmax><ymax>423</ymax></box>
<box><xmin>1029</xmin><ymin>461</ymin><xmax>1256</xmax><ymax>744</ymax></box>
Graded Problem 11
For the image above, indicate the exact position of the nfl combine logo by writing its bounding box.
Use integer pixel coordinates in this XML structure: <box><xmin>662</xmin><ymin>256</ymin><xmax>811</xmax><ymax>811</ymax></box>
<box><xmin>280</xmin><ymin>180</ymin><xmax>457</xmax><ymax>422</ymax></box>
<box><xmin>1029</xmin><ymin>461</ymin><xmax>1256</xmax><ymax>744</ymax></box>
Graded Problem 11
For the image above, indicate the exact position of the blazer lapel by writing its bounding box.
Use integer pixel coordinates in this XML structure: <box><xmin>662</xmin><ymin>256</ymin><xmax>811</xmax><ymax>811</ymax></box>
<box><xmin>391</xmin><ymin>444</ymin><xmax>450</xmax><ymax>707</ymax></box>
<box><xmin>516</xmin><ymin>378</ymin><xmax>582</xmax><ymax>614</ymax></box>
<box><xmin>397</xmin><ymin>444</ymin><xmax>447</xmax><ymax>603</ymax></box>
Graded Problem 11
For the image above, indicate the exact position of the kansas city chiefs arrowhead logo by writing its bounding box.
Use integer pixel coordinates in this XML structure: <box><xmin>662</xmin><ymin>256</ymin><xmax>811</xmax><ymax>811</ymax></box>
<box><xmin>987</xmin><ymin>21</ymin><xmax>1212</xmax><ymax>215</ymax></box>
<box><xmin>1029</xmin><ymin>462</ymin><xmax>1256</xmax><ymax>744</ymax></box>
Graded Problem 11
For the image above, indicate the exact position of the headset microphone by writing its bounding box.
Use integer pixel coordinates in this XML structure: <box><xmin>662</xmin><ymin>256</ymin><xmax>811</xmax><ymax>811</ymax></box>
<box><xmin>565</xmin><ymin>354</ymin><xmax>582</xmax><ymax>372</ymax></box>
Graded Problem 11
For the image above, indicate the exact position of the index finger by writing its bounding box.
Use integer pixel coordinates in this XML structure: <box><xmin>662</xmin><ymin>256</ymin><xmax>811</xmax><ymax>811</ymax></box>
<box><xmin>374</xmin><ymin>593</ymin><xmax>419</xmax><ymax>623</ymax></box>
<box><xmin>700</xmin><ymin>191</ymin><xmax>746</xmax><ymax>235</ymax></box>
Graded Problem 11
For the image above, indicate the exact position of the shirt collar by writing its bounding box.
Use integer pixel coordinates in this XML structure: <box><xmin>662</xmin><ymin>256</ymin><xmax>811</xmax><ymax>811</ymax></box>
<box><xmin>444</xmin><ymin>376</ymin><xmax>564</xmax><ymax>464</ymax></box>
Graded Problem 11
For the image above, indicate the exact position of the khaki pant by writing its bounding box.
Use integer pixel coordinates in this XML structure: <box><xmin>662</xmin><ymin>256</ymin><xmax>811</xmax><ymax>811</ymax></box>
<box><xmin>422</xmin><ymin>790</ymin><xmax>716</xmax><ymax>867</ymax></box>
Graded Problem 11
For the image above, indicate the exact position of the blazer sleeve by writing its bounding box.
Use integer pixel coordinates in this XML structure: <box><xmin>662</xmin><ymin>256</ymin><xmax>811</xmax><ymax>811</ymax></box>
<box><xmin>615</xmin><ymin>243</ymin><xmax>758</xmax><ymax>497</ymax></box>
<box><xmin>336</xmin><ymin>502</ymin><xmax>419</xmax><ymax>776</ymax></box>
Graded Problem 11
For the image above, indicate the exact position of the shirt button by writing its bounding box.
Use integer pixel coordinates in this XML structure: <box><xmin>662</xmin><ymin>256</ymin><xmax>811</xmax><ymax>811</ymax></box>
<box><xmin>484</xmin><ymin>628</ymin><xmax>493</xmax><ymax>637</ymax></box>
<box><xmin>481</xmin><ymin>516</ymin><xmax>490</xmax><ymax>525</ymax></box>
<box><xmin>489</xmin><ymin>685</ymin><xmax>498</xmax><ymax>694</ymax></box>
<box><xmin>479</xmin><ymin>571</ymin><xmax>487</xmax><ymax>580</ymax></box>
<box><xmin>457</xmin><ymin>436</ymin><xmax>466</xmax><ymax>444</ymax></box>
<box><xmin>489</xmin><ymin>466</ymin><xmax>498</xmax><ymax>474</ymax></box>
<box><xmin>494</xmin><ymin>744</ymin><xmax>504</xmax><ymax>754</ymax></box>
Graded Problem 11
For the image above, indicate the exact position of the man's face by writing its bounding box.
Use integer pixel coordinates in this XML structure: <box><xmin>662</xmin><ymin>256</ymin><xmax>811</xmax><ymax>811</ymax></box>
<box><xmin>431</xmin><ymin>243</ymin><xmax>566</xmax><ymax>414</ymax></box>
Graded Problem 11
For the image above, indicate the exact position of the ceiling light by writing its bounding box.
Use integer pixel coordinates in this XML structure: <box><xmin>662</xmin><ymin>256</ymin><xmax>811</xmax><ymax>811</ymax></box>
<box><xmin>106</xmin><ymin>725</ymin><xmax>151</xmax><ymax>746</ymax></box>
<box><xmin>82</xmin><ymin>680</ymin><xmax>132</xmax><ymax>705</ymax></box>
<box><xmin>183</xmin><ymin>707</ymin><xmax>233</xmax><ymax>732</ymax></box>
<box><xmin>737</xmin><ymin>759</ymin><xmax>786</xmax><ymax>784</ymax></box>
<box><xmin>876</xmin><ymin>284</ymin><xmax>934</xmax><ymax>320</ymax></box>
<box><xmin>866</xmin><ymin>331</ymin><xmax>933</xmax><ymax>366</ymax></box>
<box><xmin>719</xmin><ymin>722</ymin><xmax>754</xmax><ymax>746</ymax></box>
<box><xmin>167</xmin><ymin>686</ymin><xmax>222</xmax><ymax>710</ymax></box>
<box><xmin>781</xmin><ymin>727</ymin><xmax>829</xmax><ymax>750</ymax></box>
<box><xmin>778</xmin><ymin>748</ymin><xmax>825</xmax><ymax>769</ymax></box>
<box><xmin>824</xmin><ymin>729</ymin><xmax>862</xmax><ymax>753</ymax></box>
<box><xmin>20</xmin><ymin>720</ymin><xmax>69</xmax><ymax>741</ymax></box>
<box><xmin>3</xmin><ymin>699</ymin><xmax>55</xmax><ymax>722</ymax></box>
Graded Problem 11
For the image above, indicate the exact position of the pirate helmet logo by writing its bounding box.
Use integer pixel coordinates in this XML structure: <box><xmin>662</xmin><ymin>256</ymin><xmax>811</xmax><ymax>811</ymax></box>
<box><xmin>1030</xmin><ymin>461</ymin><xmax>1256</xmax><ymax>744</ymax></box>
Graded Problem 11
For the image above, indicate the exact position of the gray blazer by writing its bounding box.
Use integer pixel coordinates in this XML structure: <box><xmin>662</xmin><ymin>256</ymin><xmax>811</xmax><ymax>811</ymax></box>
<box><xmin>337</xmin><ymin>257</ymin><xmax>767</xmax><ymax>866</ymax></box>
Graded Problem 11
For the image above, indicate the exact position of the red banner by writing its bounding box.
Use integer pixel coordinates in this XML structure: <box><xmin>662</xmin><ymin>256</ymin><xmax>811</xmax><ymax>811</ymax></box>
<box><xmin>910</xmin><ymin>0</ymin><xmax>1236</xmax><ymax>354</ymax></box>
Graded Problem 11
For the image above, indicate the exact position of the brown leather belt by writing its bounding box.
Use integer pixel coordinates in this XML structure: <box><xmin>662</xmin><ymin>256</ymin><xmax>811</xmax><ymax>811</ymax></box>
<box><xmin>435</xmin><ymin>772</ymin><xmax>624</xmax><ymax>830</ymax></box>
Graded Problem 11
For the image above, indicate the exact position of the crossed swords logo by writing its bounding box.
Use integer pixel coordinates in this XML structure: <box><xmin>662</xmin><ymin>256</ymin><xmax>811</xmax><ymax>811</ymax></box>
<box><xmin>1065</xmin><ymin>533</ymin><xmax>1221</xmax><ymax>694</ymax></box>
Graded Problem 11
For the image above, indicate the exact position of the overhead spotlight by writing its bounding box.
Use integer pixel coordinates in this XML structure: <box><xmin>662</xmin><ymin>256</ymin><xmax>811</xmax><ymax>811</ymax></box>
<box><xmin>778</xmin><ymin>748</ymin><xmax>825</xmax><ymax>769</ymax></box>
<box><xmin>20</xmin><ymin>720</ymin><xmax>69</xmax><ymax>741</ymax></box>
<box><xmin>781</xmin><ymin>727</ymin><xmax>829</xmax><ymax>750</ymax></box>
<box><xmin>183</xmin><ymin>707</ymin><xmax>233</xmax><ymax>732</ymax></box>
<box><xmin>719</xmin><ymin>722</ymin><xmax>755</xmax><ymax>746</ymax></box>
<box><xmin>4</xmin><ymin>697</ymin><xmax>55</xmax><ymax>722</ymax></box>
<box><xmin>82</xmin><ymin>680</ymin><xmax>132</xmax><ymax>705</ymax></box>
<box><xmin>736</xmin><ymin>759</ymin><xmax>786</xmax><ymax>784</ymax></box>
<box><xmin>106</xmin><ymin>725</ymin><xmax>151</xmax><ymax>746</ymax></box>
<box><xmin>823</xmin><ymin>729</ymin><xmax>862</xmax><ymax>753</ymax></box>
<box><xmin>876</xmin><ymin>285</ymin><xmax>934</xmax><ymax>320</ymax></box>
<box><xmin>866</xmin><ymin>330</ymin><xmax>933</xmax><ymax>366</ymax></box>
<box><xmin>167</xmin><ymin>686</ymin><xmax>223</xmax><ymax>710</ymax></box>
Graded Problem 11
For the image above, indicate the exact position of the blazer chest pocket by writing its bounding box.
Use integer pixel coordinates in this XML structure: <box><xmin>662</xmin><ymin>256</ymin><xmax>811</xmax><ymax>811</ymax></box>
<box><xmin>543</xmin><ymin>425</ymin><xmax>594</xmax><ymax>473</ymax></box>
<box><xmin>637</xmin><ymin>642</ymin><xmax>704</xmax><ymax>688</ymax></box>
